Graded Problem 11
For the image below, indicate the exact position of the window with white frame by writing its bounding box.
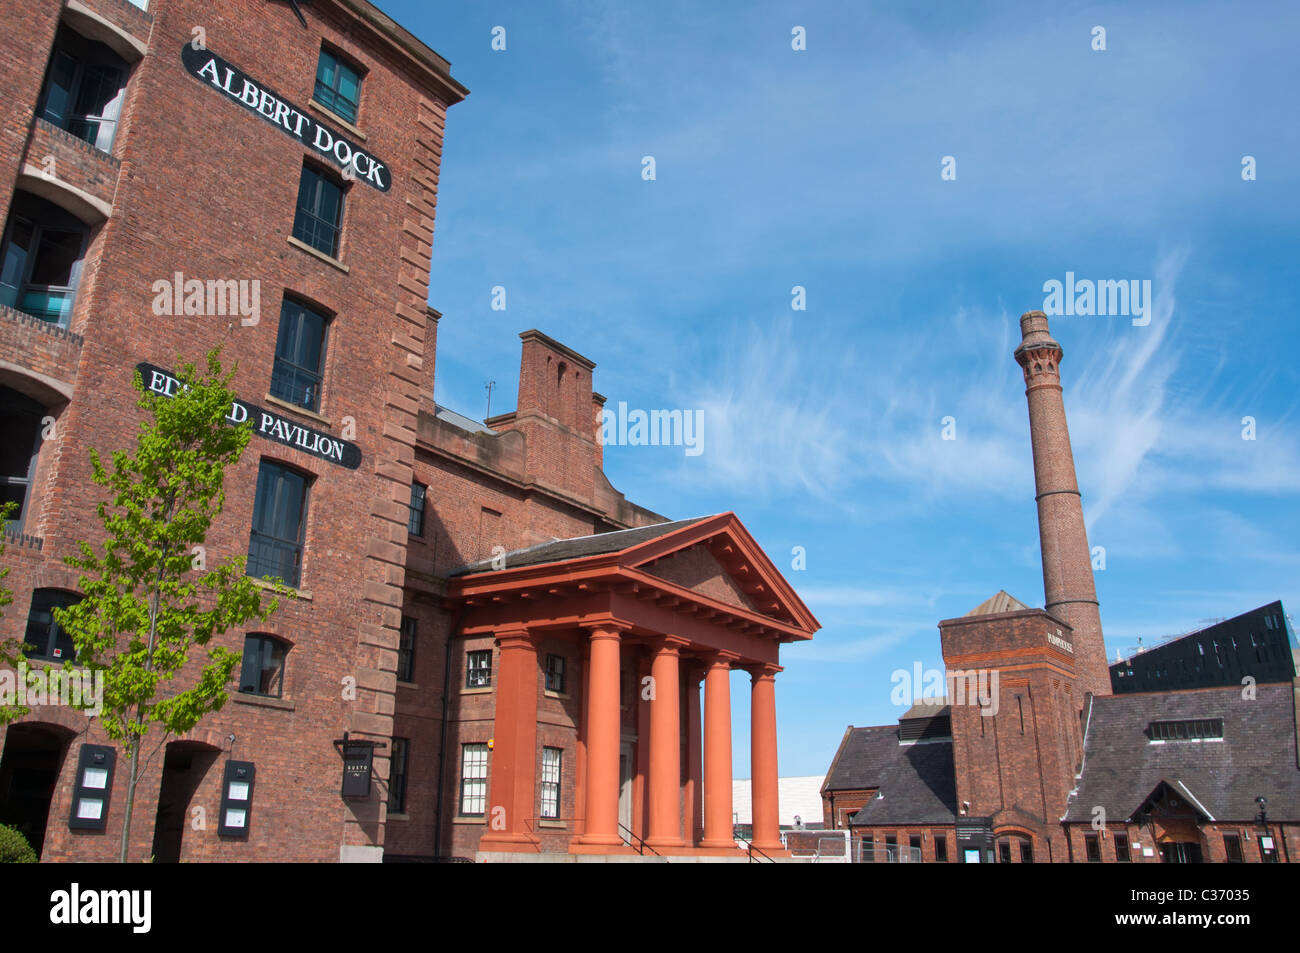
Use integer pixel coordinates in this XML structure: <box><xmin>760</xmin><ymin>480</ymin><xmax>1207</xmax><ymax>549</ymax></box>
<box><xmin>459</xmin><ymin>743</ymin><xmax>487</xmax><ymax>816</ymax></box>
<box><xmin>540</xmin><ymin>747</ymin><xmax>561</xmax><ymax>819</ymax></box>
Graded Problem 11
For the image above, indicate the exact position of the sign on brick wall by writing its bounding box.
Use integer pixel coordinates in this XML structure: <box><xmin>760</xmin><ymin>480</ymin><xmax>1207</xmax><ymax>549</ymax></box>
<box><xmin>180</xmin><ymin>43</ymin><xmax>391</xmax><ymax>192</ymax></box>
<box><xmin>137</xmin><ymin>362</ymin><xmax>362</xmax><ymax>469</ymax></box>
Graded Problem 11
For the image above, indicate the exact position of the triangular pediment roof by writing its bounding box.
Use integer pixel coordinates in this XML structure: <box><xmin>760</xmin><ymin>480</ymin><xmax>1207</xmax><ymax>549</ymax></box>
<box><xmin>449</xmin><ymin>512</ymin><xmax>819</xmax><ymax>639</ymax></box>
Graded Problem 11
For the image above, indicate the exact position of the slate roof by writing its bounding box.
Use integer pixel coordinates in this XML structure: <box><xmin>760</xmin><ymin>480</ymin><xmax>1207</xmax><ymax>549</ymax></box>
<box><xmin>432</xmin><ymin>403</ymin><xmax>496</xmax><ymax>435</ymax></box>
<box><xmin>966</xmin><ymin>590</ymin><xmax>1030</xmax><ymax>616</ymax></box>
<box><xmin>823</xmin><ymin>725</ymin><xmax>959</xmax><ymax>825</ymax></box>
<box><xmin>449</xmin><ymin>516</ymin><xmax>709</xmax><ymax>576</ymax></box>
<box><xmin>1063</xmin><ymin>683</ymin><xmax>1300</xmax><ymax>822</ymax></box>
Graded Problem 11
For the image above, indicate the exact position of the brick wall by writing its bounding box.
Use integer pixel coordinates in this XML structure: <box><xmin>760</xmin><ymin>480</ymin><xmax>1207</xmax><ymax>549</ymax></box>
<box><xmin>0</xmin><ymin>0</ymin><xmax>465</xmax><ymax>862</ymax></box>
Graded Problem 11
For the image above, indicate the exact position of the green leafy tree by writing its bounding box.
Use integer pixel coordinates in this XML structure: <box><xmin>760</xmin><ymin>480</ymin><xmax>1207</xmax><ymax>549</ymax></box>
<box><xmin>55</xmin><ymin>349</ymin><xmax>290</xmax><ymax>862</ymax></box>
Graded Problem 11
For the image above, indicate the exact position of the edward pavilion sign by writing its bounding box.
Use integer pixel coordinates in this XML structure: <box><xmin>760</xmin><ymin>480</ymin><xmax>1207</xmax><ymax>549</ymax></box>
<box><xmin>180</xmin><ymin>43</ymin><xmax>391</xmax><ymax>192</ymax></box>
<box><xmin>137</xmin><ymin>363</ymin><xmax>362</xmax><ymax>470</ymax></box>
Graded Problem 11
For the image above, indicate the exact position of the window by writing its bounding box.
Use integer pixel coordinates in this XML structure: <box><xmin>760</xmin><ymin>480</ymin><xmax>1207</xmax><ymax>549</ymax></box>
<box><xmin>247</xmin><ymin>460</ymin><xmax>309</xmax><ymax>588</ymax></box>
<box><xmin>238</xmin><ymin>634</ymin><xmax>286</xmax><ymax>697</ymax></box>
<box><xmin>860</xmin><ymin>835</ymin><xmax>874</xmax><ymax>863</ymax></box>
<box><xmin>397</xmin><ymin>616</ymin><xmax>416</xmax><ymax>683</ymax></box>
<box><xmin>998</xmin><ymin>839</ymin><xmax>1011</xmax><ymax>864</ymax></box>
<box><xmin>292</xmin><ymin>163</ymin><xmax>345</xmax><ymax>258</ymax></box>
<box><xmin>459</xmin><ymin>743</ymin><xmax>488</xmax><ymax>816</ymax></box>
<box><xmin>884</xmin><ymin>833</ymin><xmax>897</xmax><ymax>862</ymax></box>
<box><xmin>388</xmin><ymin>738</ymin><xmax>408</xmax><ymax>813</ymax></box>
<box><xmin>545</xmin><ymin>654</ymin><xmax>566</xmax><ymax>694</ymax></box>
<box><xmin>1223</xmin><ymin>832</ymin><xmax>1243</xmax><ymax>863</ymax></box>
<box><xmin>270</xmin><ymin>298</ymin><xmax>328</xmax><ymax>412</ymax></box>
<box><xmin>0</xmin><ymin>387</ymin><xmax>45</xmax><ymax>528</ymax></box>
<box><xmin>1084</xmin><ymin>833</ymin><xmax>1101</xmax><ymax>862</ymax></box>
<box><xmin>1259</xmin><ymin>835</ymin><xmax>1279</xmax><ymax>863</ymax></box>
<box><xmin>540</xmin><ymin>747</ymin><xmax>561</xmax><ymax>819</ymax></box>
<box><xmin>407</xmin><ymin>482</ymin><xmax>426</xmax><ymax>536</ymax></box>
<box><xmin>1114</xmin><ymin>833</ymin><xmax>1131</xmax><ymax>863</ymax></box>
<box><xmin>1020</xmin><ymin>839</ymin><xmax>1034</xmax><ymax>863</ymax></box>
<box><xmin>0</xmin><ymin>192</ymin><xmax>90</xmax><ymax>327</ymax></box>
<box><xmin>38</xmin><ymin>27</ymin><xmax>129</xmax><ymax>153</ymax></box>
<box><xmin>1148</xmin><ymin>718</ymin><xmax>1224</xmax><ymax>742</ymax></box>
<box><xmin>909</xmin><ymin>834</ymin><xmax>922</xmax><ymax>863</ymax></box>
<box><xmin>23</xmin><ymin>589</ymin><xmax>81</xmax><ymax>661</ymax></box>
<box><xmin>466</xmin><ymin>649</ymin><xmax>491</xmax><ymax>688</ymax></box>
<box><xmin>934</xmin><ymin>835</ymin><xmax>948</xmax><ymax>862</ymax></box>
<box><xmin>314</xmin><ymin>48</ymin><xmax>362</xmax><ymax>123</ymax></box>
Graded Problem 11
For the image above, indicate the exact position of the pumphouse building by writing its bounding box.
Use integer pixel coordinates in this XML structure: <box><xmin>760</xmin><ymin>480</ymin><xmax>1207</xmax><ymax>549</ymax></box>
<box><xmin>821</xmin><ymin>312</ymin><xmax>1300</xmax><ymax>863</ymax></box>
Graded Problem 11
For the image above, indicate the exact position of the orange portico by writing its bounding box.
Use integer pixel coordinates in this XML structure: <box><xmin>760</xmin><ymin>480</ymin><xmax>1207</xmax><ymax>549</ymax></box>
<box><xmin>447</xmin><ymin>513</ymin><xmax>819</xmax><ymax>859</ymax></box>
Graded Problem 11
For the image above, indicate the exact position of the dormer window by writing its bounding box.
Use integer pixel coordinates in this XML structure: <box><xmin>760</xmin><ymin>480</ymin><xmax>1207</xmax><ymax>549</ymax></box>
<box><xmin>1147</xmin><ymin>718</ymin><xmax>1224</xmax><ymax>742</ymax></box>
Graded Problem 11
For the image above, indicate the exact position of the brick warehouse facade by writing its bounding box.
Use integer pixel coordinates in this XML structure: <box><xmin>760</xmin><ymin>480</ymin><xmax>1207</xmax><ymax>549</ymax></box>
<box><xmin>0</xmin><ymin>0</ymin><xmax>818</xmax><ymax>863</ymax></box>
<box><xmin>821</xmin><ymin>313</ymin><xmax>1300</xmax><ymax>863</ymax></box>
<box><xmin>0</xmin><ymin>0</ymin><xmax>476</xmax><ymax>862</ymax></box>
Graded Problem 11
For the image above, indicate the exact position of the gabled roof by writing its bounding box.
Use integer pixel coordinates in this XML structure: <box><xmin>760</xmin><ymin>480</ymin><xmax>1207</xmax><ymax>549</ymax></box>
<box><xmin>451</xmin><ymin>517</ymin><xmax>705</xmax><ymax>574</ymax></box>
<box><xmin>966</xmin><ymin>590</ymin><xmax>1030</xmax><ymax>616</ymax></box>
<box><xmin>448</xmin><ymin>512</ymin><xmax>820</xmax><ymax>640</ymax></box>
<box><xmin>822</xmin><ymin>725</ymin><xmax>958</xmax><ymax>825</ymax></box>
<box><xmin>1064</xmin><ymin>683</ymin><xmax>1300</xmax><ymax>823</ymax></box>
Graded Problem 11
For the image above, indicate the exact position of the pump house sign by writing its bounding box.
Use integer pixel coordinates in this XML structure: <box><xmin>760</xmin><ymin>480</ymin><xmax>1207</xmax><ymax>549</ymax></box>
<box><xmin>180</xmin><ymin>43</ymin><xmax>391</xmax><ymax>192</ymax></box>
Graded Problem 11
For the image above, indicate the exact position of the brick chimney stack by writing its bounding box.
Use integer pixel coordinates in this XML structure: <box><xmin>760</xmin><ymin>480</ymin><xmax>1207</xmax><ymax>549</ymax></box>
<box><xmin>488</xmin><ymin>330</ymin><xmax>598</xmax><ymax>500</ymax></box>
<box><xmin>1014</xmin><ymin>311</ymin><xmax>1110</xmax><ymax>701</ymax></box>
<box><xmin>592</xmin><ymin>391</ymin><xmax>607</xmax><ymax>468</ymax></box>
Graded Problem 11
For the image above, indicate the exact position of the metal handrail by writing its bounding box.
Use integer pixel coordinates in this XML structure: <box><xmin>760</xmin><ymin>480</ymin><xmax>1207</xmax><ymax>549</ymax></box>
<box><xmin>618</xmin><ymin>822</ymin><xmax>664</xmax><ymax>858</ymax></box>
<box><xmin>746</xmin><ymin>840</ymin><xmax>776</xmax><ymax>863</ymax></box>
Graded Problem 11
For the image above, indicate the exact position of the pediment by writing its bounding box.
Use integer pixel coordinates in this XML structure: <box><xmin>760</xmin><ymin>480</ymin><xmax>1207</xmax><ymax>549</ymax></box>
<box><xmin>640</xmin><ymin>545</ymin><xmax>759</xmax><ymax>613</ymax></box>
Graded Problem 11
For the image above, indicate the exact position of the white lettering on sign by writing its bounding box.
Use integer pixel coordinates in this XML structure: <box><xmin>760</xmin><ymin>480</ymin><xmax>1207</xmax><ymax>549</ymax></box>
<box><xmin>137</xmin><ymin>363</ymin><xmax>360</xmax><ymax>469</ymax></box>
<box><xmin>181</xmin><ymin>45</ymin><xmax>389</xmax><ymax>192</ymax></box>
<box><xmin>1047</xmin><ymin>629</ymin><xmax>1074</xmax><ymax>653</ymax></box>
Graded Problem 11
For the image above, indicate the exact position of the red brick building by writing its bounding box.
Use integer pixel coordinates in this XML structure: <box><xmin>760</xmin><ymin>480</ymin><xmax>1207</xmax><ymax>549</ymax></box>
<box><xmin>821</xmin><ymin>312</ymin><xmax>1300</xmax><ymax>863</ymax></box>
<box><xmin>0</xmin><ymin>0</ymin><xmax>817</xmax><ymax>863</ymax></box>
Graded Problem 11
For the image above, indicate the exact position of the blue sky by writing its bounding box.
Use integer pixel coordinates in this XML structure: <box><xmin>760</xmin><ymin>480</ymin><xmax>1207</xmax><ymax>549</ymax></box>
<box><xmin>387</xmin><ymin>0</ymin><xmax>1300</xmax><ymax>776</ymax></box>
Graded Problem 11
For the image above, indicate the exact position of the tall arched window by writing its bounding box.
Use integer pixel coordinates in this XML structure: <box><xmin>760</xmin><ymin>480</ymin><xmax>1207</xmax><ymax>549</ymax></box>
<box><xmin>0</xmin><ymin>386</ymin><xmax>46</xmax><ymax>529</ymax></box>
<box><xmin>0</xmin><ymin>192</ymin><xmax>91</xmax><ymax>327</ymax></box>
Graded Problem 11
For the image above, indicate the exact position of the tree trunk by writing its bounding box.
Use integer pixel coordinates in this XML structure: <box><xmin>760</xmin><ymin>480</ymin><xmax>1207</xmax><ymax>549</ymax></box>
<box><xmin>119</xmin><ymin>735</ymin><xmax>141</xmax><ymax>862</ymax></box>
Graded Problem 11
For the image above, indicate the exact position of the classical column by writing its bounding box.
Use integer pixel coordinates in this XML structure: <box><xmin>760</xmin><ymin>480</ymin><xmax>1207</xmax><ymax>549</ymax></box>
<box><xmin>477</xmin><ymin>626</ymin><xmax>539</xmax><ymax>851</ymax></box>
<box><xmin>701</xmin><ymin>652</ymin><xmax>737</xmax><ymax>849</ymax></box>
<box><xmin>683</xmin><ymin>663</ymin><xmax>704</xmax><ymax>846</ymax></box>
<box><xmin>749</xmin><ymin>663</ymin><xmax>782</xmax><ymax>851</ymax></box>
<box><xmin>577</xmin><ymin>624</ymin><xmax>623</xmax><ymax>846</ymax></box>
<box><xmin>645</xmin><ymin>635</ymin><xmax>687</xmax><ymax>849</ymax></box>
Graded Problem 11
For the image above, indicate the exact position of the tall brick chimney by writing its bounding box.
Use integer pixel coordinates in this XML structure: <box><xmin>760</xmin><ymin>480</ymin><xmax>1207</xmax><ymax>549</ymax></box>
<box><xmin>1014</xmin><ymin>311</ymin><xmax>1110</xmax><ymax>701</ymax></box>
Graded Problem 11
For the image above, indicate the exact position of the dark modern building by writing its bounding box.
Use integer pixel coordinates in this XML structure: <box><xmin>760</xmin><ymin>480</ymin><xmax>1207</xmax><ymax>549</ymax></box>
<box><xmin>1110</xmin><ymin>601</ymin><xmax>1297</xmax><ymax>695</ymax></box>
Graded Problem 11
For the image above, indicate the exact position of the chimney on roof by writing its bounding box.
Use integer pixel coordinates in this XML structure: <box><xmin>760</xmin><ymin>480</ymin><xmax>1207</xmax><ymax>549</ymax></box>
<box><xmin>515</xmin><ymin>329</ymin><xmax>596</xmax><ymax>434</ymax></box>
<box><xmin>593</xmin><ymin>391</ymin><xmax>607</xmax><ymax>467</ymax></box>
